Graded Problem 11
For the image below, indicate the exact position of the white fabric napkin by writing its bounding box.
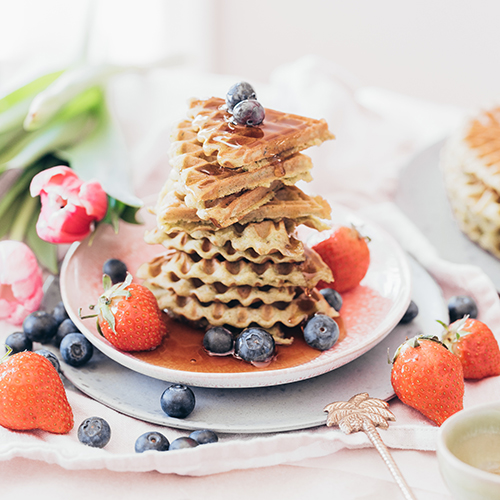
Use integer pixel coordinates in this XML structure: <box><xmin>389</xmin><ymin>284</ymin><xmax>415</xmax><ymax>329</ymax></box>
<box><xmin>1</xmin><ymin>56</ymin><xmax>497</xmax><ymax>476</ymax></box>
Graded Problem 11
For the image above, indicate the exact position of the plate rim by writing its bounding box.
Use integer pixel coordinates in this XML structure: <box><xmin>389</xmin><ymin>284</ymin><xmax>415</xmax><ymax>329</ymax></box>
<box><xmin>59</xmin><ymin>202</ymin><xmax>412</xmax><ymax>389</ymax></box>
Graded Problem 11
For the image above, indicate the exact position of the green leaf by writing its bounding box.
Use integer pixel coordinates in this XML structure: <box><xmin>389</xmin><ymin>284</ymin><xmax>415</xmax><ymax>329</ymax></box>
<box><xmin>0</xmin><ymin>69</ymin><xmax>64</xmax><ymax>133</ymax></box>
<box><xmin>0</xmin><ymin>109</ymin><xmax>98</xmax><ymax>171</ymax></box>
<box><xmin>118</xmin><ymin>203</ymin><xmax>142</xmax><ymax>225</ymax></box>
<box><xmin>60</xmin><ymin>102</ymin><xmax>143</xmax><ymax>209</ymax></box>
<box><xmin>0</xmin><ymin>154</ymin><xmax>66</xmax><ymax>224</ymax></box>
<box><xmin>0</xmin><ymin>190</ymin><xmax>25</xmax><ymax>239</ymax></box>
<box><xmin>8</xmin><ymin>189</ymin><xmax>38</xmax><ymax>241</ymax></box>
<box><xmin>44</xmin><ymin>86</ymin><xmax>104</xmax><ymax>125</ymax></box>
<box><xmin>99</xmin><ymin>196</ymin><xmax>143</xmax><ymax>233</ymax></box>
<box><xmin>24</xmin><ymin>64</ymin><xmax>128</xmax><ymax>130</ymax></box>
<box><xmin>0</xmin><ymin>128</ymin><xmax>27</xmax><ymax>154</ymax></box>
<box><xmin>0</xmin><ymin>162</ymin><xmax>43</xmax><ymax>220</ymax></box>
<box><xmin>25</xmin><ymin>208</ymin><xmax>59</xmax><ymax>274</ymax></box>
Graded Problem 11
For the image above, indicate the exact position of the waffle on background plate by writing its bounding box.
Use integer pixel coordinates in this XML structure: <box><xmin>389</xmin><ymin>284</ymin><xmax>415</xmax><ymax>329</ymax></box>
<box><xmin>441</xmin><ymin>106</ymin><xmax>500</xmax><ymax>258</ymax></box>
<box><xmin>138</xmin><ymin>94</ymin><xmax>337</xmax><ymax>343</ymax></box>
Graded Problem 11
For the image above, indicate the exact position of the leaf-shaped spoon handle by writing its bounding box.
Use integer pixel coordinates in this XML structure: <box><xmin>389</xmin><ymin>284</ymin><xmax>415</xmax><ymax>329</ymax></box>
<box><xmin>324</xmin><ymin>393</ymin><xmax>416</xmax><ymax>500</ymax></box>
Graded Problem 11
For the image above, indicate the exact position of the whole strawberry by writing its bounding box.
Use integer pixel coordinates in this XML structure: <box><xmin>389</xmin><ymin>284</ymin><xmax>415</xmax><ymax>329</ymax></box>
<box><xmin>0</xmin><ymin>351</ymin><xmax>73</xmax><ymax>433</ymax></box>
<box><xmin>390</xmin><ymin>335</ymin><xmax>464</xmax><ymax>426</ymax></box>
<box><xmin>91</xmin><ymin>273</ymin><xmax>167</xmax><ymax>352</ymax></box>
<box><xmin>312</xmin><ymin>225</ymin><xmax>370</xmax><ymax>292</ymax></box>
<box><xmin>442</xmin><ymin>317</ymin><xmax>500</xmax><ymax>379</ymax></box>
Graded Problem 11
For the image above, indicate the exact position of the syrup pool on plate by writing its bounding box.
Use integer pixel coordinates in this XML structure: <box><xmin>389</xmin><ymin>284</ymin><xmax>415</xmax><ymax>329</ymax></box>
<box><xmin>131</xmin><ymin>285</ymin><xmax>392</xmax><ymax>374</ymax></box>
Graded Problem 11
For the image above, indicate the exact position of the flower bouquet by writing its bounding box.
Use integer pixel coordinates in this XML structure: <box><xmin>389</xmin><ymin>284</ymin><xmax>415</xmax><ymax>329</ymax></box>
<box><xmin>0</xmin><ymin>62</ymin><xmax>168</xmax><ymax>325</ymax></box>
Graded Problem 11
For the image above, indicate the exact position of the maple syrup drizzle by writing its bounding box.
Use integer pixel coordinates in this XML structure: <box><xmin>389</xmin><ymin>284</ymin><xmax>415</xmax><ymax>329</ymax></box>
<box><xmin>193</xmin><ymin>98</ymin><xmax>310</xmax><ymax>153</ymax></box>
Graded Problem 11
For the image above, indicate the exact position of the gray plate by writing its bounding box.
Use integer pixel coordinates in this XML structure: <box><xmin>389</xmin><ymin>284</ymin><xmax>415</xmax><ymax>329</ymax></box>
<box><xmin>396</xmin><ymin>139</ymin><xmax>500</xmax><ymax>291</ymax></box>
<box><xmin>48</xmin><ymin>256</ymin><xmax>447</xmax><ymax>434</ymax></box>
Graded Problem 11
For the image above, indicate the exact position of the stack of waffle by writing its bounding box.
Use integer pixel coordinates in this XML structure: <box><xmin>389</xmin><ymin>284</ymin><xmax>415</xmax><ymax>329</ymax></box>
<box><xmin>138</xmin><ymin>97</ymin><xmax>338</xmax><ymax>342</ymax></box>
<box><xmin>441</xmin><ymin>106</ymin><xmax>500</xmax><ymax>257</ymax></box>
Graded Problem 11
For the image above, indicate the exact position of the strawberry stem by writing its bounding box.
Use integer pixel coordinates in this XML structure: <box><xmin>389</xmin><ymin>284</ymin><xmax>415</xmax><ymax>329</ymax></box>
<box><xmin>95</xmin><ymin>272</ymin><xmax>133</xmax><ymax>335</ymax></box>
<box><xmin>79</xmin><ymin>307</ymin><xmax>98</xmax><ymax>320</ymax></box>
<box><xmin>1</xmin><ymin>345</ymin><xmax>12</xmax><ymax>363</ymax></box>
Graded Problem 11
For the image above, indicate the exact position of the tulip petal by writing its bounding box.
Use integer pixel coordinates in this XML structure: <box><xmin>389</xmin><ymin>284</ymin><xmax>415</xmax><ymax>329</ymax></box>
<box><xmin>0</xmin><ymin>241</ymin><xmax>43</xmax><ymax>325</ymax></box>
<box><xmin>30</xmin><ymin>165</ymin><xmax>79</xmax><ymax>196</ymax></box>
<box><xmin>79</xmin><ymin>181</ymin><xmax>108</xmax><ymax>219</ymax></box>
<box><xmin>31</xmin><ymin>166</ymin><xmax>108</xmax><ymax>244</ymax></box>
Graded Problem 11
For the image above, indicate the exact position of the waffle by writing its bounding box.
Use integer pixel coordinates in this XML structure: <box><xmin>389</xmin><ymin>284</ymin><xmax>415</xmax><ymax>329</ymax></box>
<box><xmin>167</xmin><ymin>161</ymin><xmax>314</xmax><ymax>227</ymax></box>
<box><xmin>169</xmin><ymin>120</ymin><xmax>314</xmax><ymax>203</ymax></box>
<box><xmin>149</xmin><ymin>286</ymin><xmax>338</xmax><ymax>330</ymax></box>
<box><xmin>140</xmin><ymin>246</ymin><xmax>332</xmax><ymax>289</ymax></box>
<box><xmin>154</xmin><ymin>184</ymin><xmax>332</xmax><ymax>230</ymax></box>
<box><xmin>187</xmin><ymin>97</ymin><xmax>335</xmax><ymax>169</ymax></box>
<box><xmin>145</xmin><ymin>218</ymin><xmax>305</xmax><ymax>259</ymax></box>
<box><xmin>441</xmin><ymin>106</ymin><xmax>500</xmax><ymax>257</ymax></box>
<box><xmin>152</xmin><ymin>230</ymin><xmax>305</xmax><ymax>263</ymax></box>
<box><xmin>138</xmin><ymin>256</ymin><xmax>299</xmax><ymax>305</ymax></box>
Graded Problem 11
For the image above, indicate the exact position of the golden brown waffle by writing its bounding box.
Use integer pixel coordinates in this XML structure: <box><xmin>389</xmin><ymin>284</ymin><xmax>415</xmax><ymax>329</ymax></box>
<box><xmin>169</xmin><ymin>119</ymin><xmax>314</xmax><ymax>202</ymax></box>
<box><xmin>151</xmin><ymin>230</ymin><xmax>305</xmax><ymax>263</ymax></box>
<box><xmin>154</xmin><ymin>184</ymin><xmax>331</xmax><ymax>230</ymax></box>
<box><xmin>138</xmin><ymin>257</ymin><xmax>299</xmax><ymax>305</ymax></box>
<box><xmin>461</xmin><ymin>108</ymin><xmax>500</xmax><ymax>192</ymax></box>
<box><xmin>139</xmin><ymin>246</ymin><xmax>332</xmax><ymax>289</ymax></box>
<box><xmin>441</xmin><ymin>107</ymin><xmax>500</xmax><ymax>257</ymax></box>
<box><xmin>187</xmin><ymin>97</ymin><xmax>334</xmax><ymax>169</ymax></box>
<box><xmin>176</xmin><ymin>152</ymin><xmax>313</xmax><ymax>205</ymax></box>
<box><xmin>168</xmin><ymin>159</ymin><xmax>313</xmax><ymax>227</ymax></box>
<box><xmin>177</xmin><ymin>179</ymin><xmax>281</xmax><ymax>228</ymax></box>
<box><xmin>145</xmin><ymin>218</ymin><xmax>305</xmax><ymax>259</ymax></box>
<box><xmin>148</xmin><ymin>286</ymin><xmax>338</xmax><ymax>330</ymax></box>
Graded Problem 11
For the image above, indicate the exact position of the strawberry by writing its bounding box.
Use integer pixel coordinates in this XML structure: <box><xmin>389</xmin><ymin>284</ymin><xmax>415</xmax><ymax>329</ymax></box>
<box><xmin>312</xmin><ymin>225</ymin><xmax>370</xmax><ymax>292</ymax></box>
<box><xmin>441</xmin><ymin>316</ymin><xmax>500</xmax><ymax>379</ymax></box>
<box><xmin>390</xmin><ymin>335</ymin><xmax>464</xmax><ymax>426</ymax></box>
<box><xmin>89</xmin><ymin>273</ymin><xmax>167</xmax><ymax>352</ymax></box>
<box><xmin>0</xmin><ymin>351</ymin><xmax>73</xmax><ymax>433</ymax></box>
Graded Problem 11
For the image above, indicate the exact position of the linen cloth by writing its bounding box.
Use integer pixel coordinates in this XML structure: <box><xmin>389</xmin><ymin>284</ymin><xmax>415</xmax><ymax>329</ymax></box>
<box><xmin>0</xmin><ymin>56</ymin><xmax>497</xmax><ymax>483</ymax></box>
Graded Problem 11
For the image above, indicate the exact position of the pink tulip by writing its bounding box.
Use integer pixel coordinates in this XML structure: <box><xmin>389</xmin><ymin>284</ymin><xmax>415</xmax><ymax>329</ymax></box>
<box><xmin>0</xmin><ymin>241</ymin><xmax>44</xmax><ymax>325</ymax></box>
<box><xmin>30</xmin><ymin>166</ymin><xmax>108</xmax><ymax>244</ymax></box>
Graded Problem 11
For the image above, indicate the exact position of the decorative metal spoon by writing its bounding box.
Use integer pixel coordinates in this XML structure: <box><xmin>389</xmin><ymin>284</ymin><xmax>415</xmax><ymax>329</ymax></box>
<box><xmin>324</xmin><ymin>392</ymin><xmax>417</xmax><ymax>500</ymax></box>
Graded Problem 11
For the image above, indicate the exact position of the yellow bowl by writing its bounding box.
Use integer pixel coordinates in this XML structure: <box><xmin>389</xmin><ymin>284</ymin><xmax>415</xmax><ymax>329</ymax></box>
<box><xmin>437</xmin><ymin>402</ymin><xmax>500</xmax><ymax>500</ymax></box>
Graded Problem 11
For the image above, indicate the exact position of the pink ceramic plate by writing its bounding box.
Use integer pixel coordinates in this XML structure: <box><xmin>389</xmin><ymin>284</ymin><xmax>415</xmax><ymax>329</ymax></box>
<box><xmin>60</xmin><ymin>202</ymin><xmax>411</xmax><ymax>388</ymax></box>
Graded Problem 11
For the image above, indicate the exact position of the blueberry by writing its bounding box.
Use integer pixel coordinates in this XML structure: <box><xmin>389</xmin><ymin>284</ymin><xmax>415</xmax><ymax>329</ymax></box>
<box><xmin>35</xmin><ymin>349</ymin><xmax>61</xmax><ymax>372</ymax></box>
<box><xmin>135</xmin><ymin>431</ymin><xmax>170</xmax><ymax>453</ymax></box>
<box><xmin>5</xmin><ymin>331</ymin><xmax>32</xmax><ymax>354</ymax></box>
<box><xmin>303</xmin><ymin>314</ymin><xmax>339</xmax><ymax>351</ymax></box>
<box><xmin>102</xmin><ymin>258</ymin><xmax>128</xmax><ymax>284</ymax></box>
<box><xmin>320</xmin><ymin>288</ymin><xmax>343</xmax><ymax>311</ymax></box>
<box><xmin>169</xmin><ymin>437</ymin><xmax>199</xmax><ymax>450</ymax></box>
<box><xmin>54</xmin><ymin>318</ymin><xmax>80</xmax><ymax>347</ymax></box>
<box><xmin>60</xmin><ymin>333</ymin><xmax>94</xmax><ymax>367</ymax></box>
<box><xmin>232</xmin><ymin>100</ymin><xmax>265</xmax><ymax>126</ymax></box>
<box><xmin>78</xmin><ymin>417</ymin><xmax>111</xmax><ymax>448</ymax></box>
<box><xmin>203</xmin><ymin>326</ymin><xmax>234</xmax><ymax>355</ymax></box>
<box><xmin>52</xmin><ymin>301</ymin><xmax>69</xmax><ymax>326</ymax></box>
<box><xmin>448</xmin><ymin>295</ymin><xmax>478</xmax><ymax>323</ymax></box>
<box><xmin>23</xmin><ymin>311</ymin><xmax>58</xmax><ymax>343</ymax></box>
<box><xmin>189</xmin><ymin>429</ymin><xmax>218</xmax><ymax>445</ymax></box>
<box><xmin>225</xmin><ymin>81</ymin><xmax>257</xmax><ymax>112</ymax></box>
<box><xmin>399</xmin><ymin>300</ymin><xmax>419</xmax><ymax>324</ymax></box>
<box><xmin>234</xmin><ymin>327</ymin><xmax>275</xmax><ymax>364</ymax></box>
<box><xmin>160</xmin><ymin>384</ymin><xmax>196</xmax><ymax>419</ymax></box>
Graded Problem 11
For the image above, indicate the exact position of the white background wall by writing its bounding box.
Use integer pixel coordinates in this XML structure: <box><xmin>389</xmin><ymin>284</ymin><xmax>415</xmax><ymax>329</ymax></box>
<box><xmin>1</xmin><ymin>0</ymin><xmax>500</xmax><ymax>109</ymax></box>
<box><xmin>209</xmin><ymin>0</ymin><xmax>500</xmax><ymax>109</ymax></box>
